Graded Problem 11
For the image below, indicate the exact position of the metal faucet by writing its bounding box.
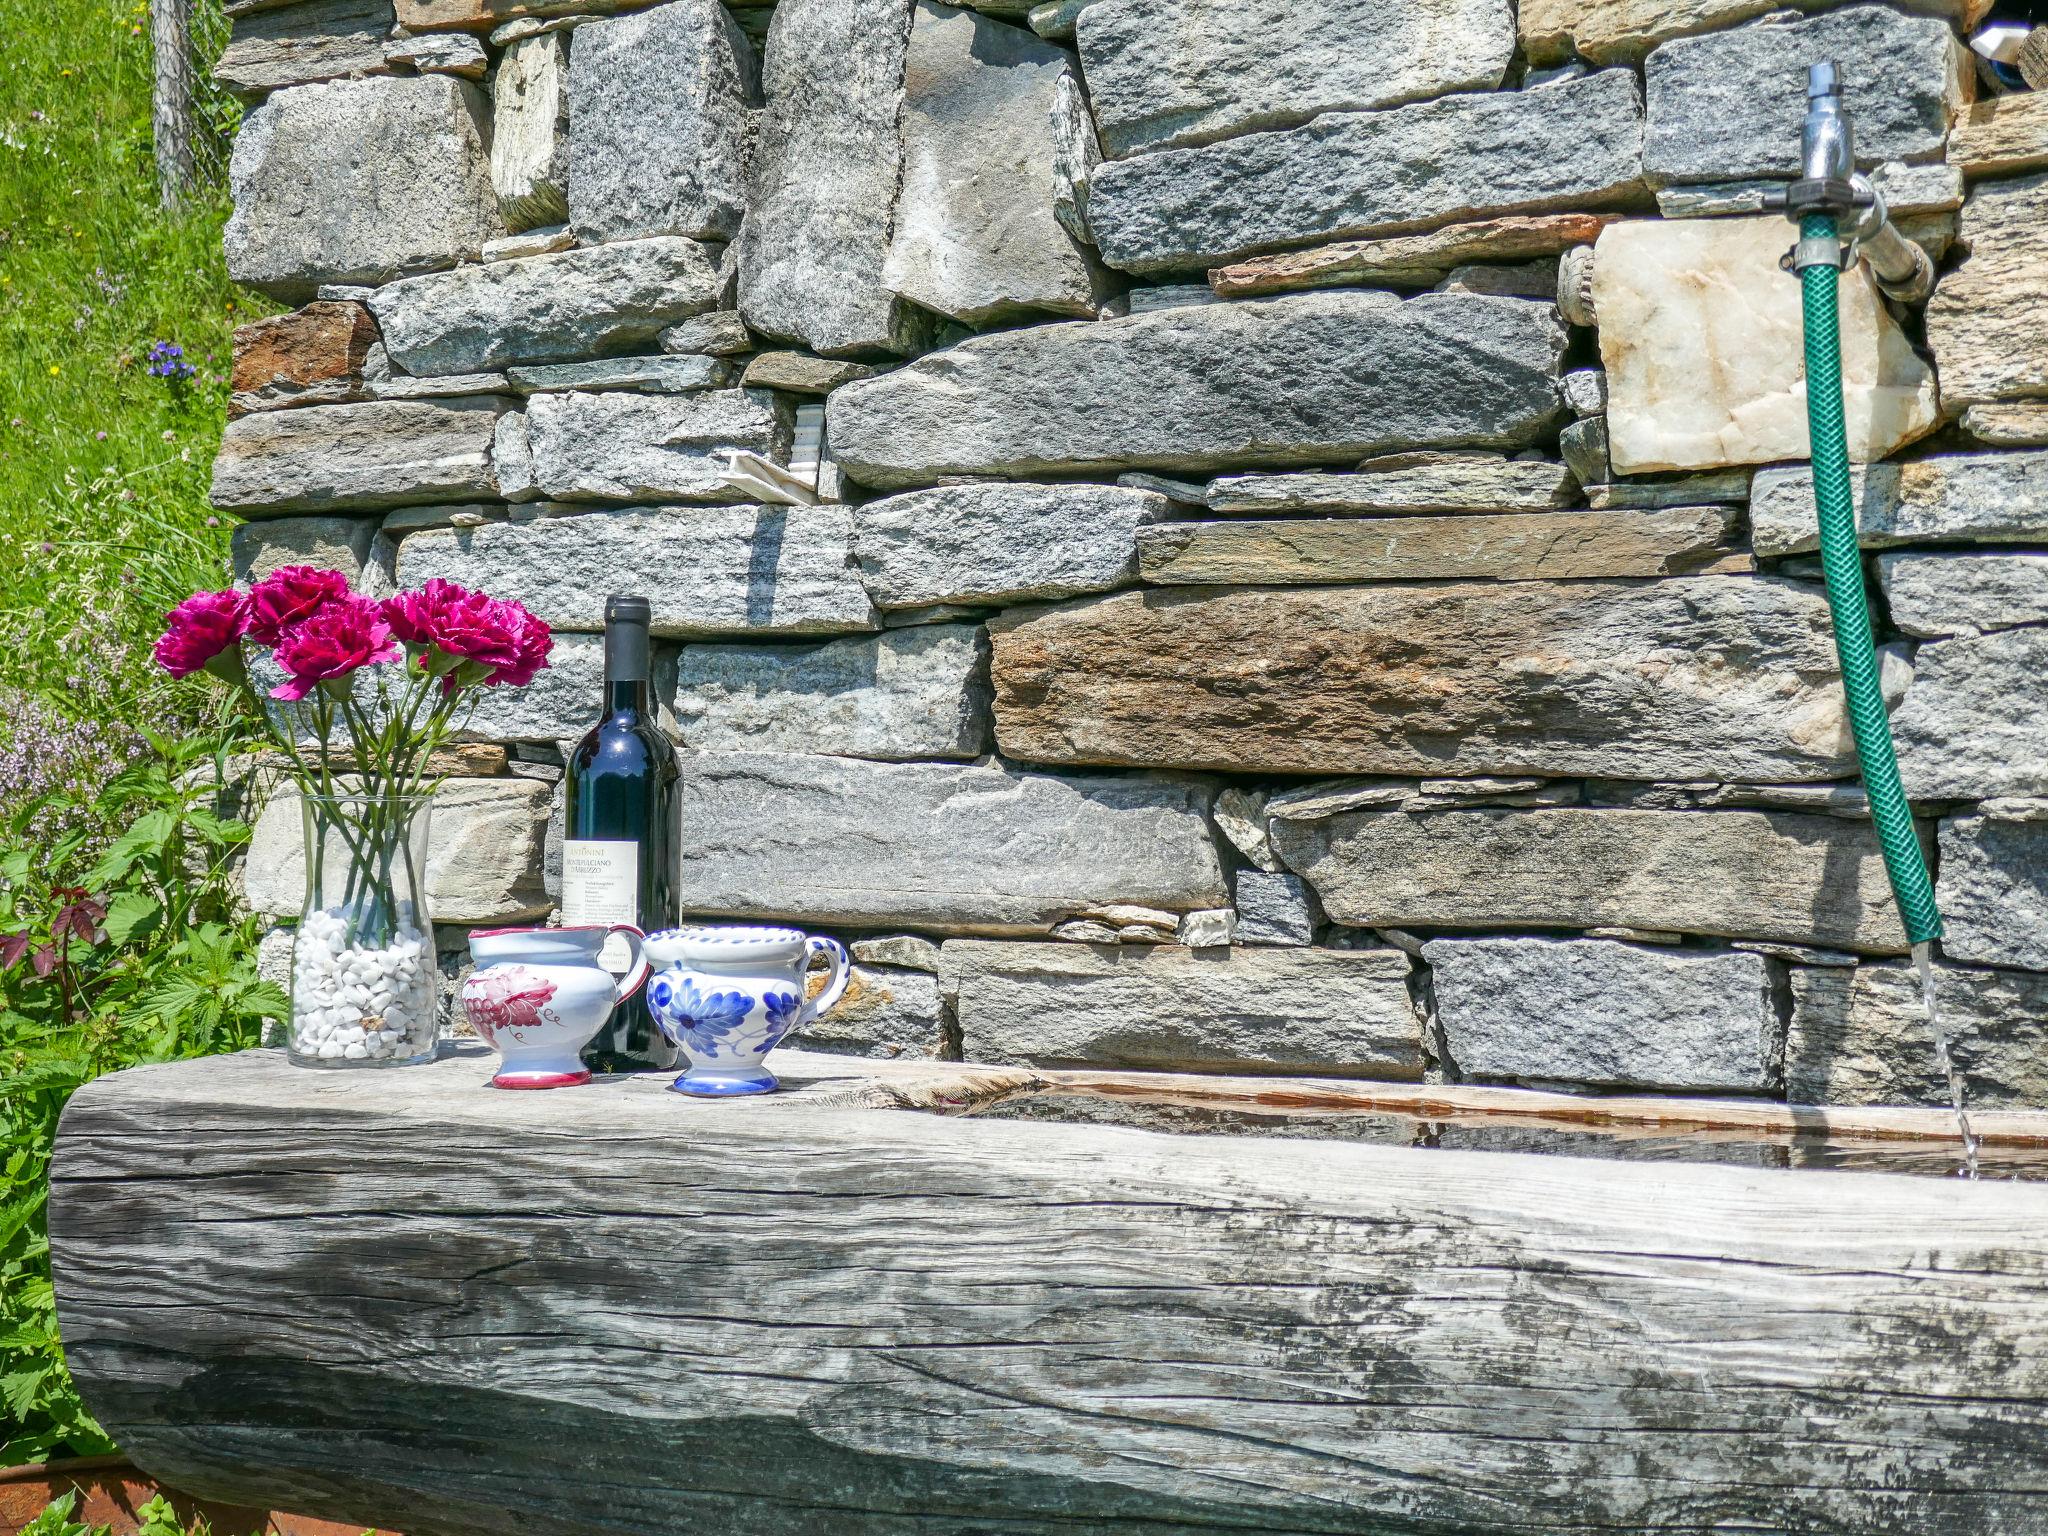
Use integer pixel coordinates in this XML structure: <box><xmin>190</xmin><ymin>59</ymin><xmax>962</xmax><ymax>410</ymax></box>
<box><xmin>1771</xmin><ymin>61</ymin><xmax>1935</xmax><ymax>304</ymax></box>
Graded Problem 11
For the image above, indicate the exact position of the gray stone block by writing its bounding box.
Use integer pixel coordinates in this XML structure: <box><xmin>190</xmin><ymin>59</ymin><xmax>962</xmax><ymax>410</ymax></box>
<box><xmin>783</xmin><ymin>964</ymin><xmax>947</xmax><ymax>1059</ymax></box>
<box><xmin>852</xmin><ymin>483</ymin><xmax>1172</xmax><ymax>609</ymax></box>
<box><xmin>523</xmin><ymin>388</ymin><xmax>791</xmax><ymax>503</ymax></box>
<box><xmin>1084</xmin><ymin>68</ymin><xmax>1644</xmax><ymax>274</ymax></box>
<box><xmin>669</xmin><ymin>625</ymin><xmax>990</xmax><ymax>761</ymax></box>
<box><xmin>506</xmin><ymin>354</ymin><xmax>737</xmax><ymax>395</ymax></box>
<box><xmin>737</xmin><ymin>0</ymin><xmax>922</xmax><ymax>356</ymax></box>
<box><xmin>1939</xmin><ymin>815</ymin><xmax>2048</xmax><ymax>973</ymax></box>
<box><xmin>1751</xmin><ymin>452</ymin><xmax>2048</xmax><ymax>557</ymax></box>
<box><xmin>1788</xmin><ymin>960</ymin><xmax>2048</xmax><ymax>1109</ymax></box>
<box><xmin>490</xmin><ymin>32</ymin><xmax>570</xmax><ymax>231</ymax></box>
<box><xmin>229</xmin><ymin>516</ymin><xmax>383</xmax><ymax>587</ymax></box>
<box><xmin>1233</xmin><ymin>871</ymin><xmax>1320</xmax><ymax>946</ymax></box>
<box><xmin>1895</xmin><ymin>630</ymin><xmax>2048</xmax><ymax>801</ymax></box>
<box><xmin>367</xmin><ymin>236</ymin><xmax>726</xmax><ymax>377</ymax></box>
<box><xmin>454</xmin><ymin>631</ymin><xmax>671</xmax><ymax>743</ymax></box>
<box><xmin>1423</xmin><ymin>936</ymin><xmax>1782</xmax><ymax>1091</ymax></box>
<box><xmin>396</xmin><ymin>503</ymin><xmax>878</xmax><ymax>637</ymax></box>
<box><xmin>829</xmin><ymin>291</ymin><xmax>1565</xmax><ymax>489</ymax></box>
<box><xmin>673</xmin><ymin>751</ymin><xmax>1226</xmax><ymax>934</ymax></box>
<box><xmin>1274</xmin><ymin>807</ymin><xmax>1912</xmax><ymax>954</ymax></box>
<box><xmin>1643</xmin><ymin>6</ymin><xmax>1967</xmax><ymax>187</ymax></box>
<box><xmin>1076</xmin><ymin>0</ymin><xmax>1512</xmax><ymax>157</ymax></box>
<box><xmin>214</xmin><ymin>0</ymin><xmax>392</xmax><ymax>100</ymax></box>
<box><xmin>943</xmin><ymin>940</ymin><xmax>1421</xmax><ymax>1076</ymax></box>
<box><xmin>226</xmin><ymin>77</ymin><xmax>504</xmax><ymax>300</ymax></box>
<box><xmin>1880</xmin><ymin>552</ymin><xmax>2048</xmax><ymax>639</ymax></box>
<box><xmin>566</xmin><ymin>0</ymin><xmax>756</xmax><ymax>244</ymax></box>
<box><xmin>244</xmin><ymin>778</ymin><xmax>554</xmax><ymax>924</ymax></box>
<box><xmin>990</xmin><ymin>577</ymin><xmax>1859</xmax><ymax>783</ymax></box>
<box><xmin>880</xmin><ymin>3</ymin><xmax>1104</xmax><ymax>325</ymax></box>
<box><xmin>211</xmin><ymin>397</ymin><xmax>509</xmax><ymax>517</ymax></box>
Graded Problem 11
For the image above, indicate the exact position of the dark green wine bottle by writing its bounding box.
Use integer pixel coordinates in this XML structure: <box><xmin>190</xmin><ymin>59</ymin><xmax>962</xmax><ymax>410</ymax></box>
<box><xmin>566</xmin><ymin>596</ymin><xmax>679</xmax><ymax>1072</ymax></box>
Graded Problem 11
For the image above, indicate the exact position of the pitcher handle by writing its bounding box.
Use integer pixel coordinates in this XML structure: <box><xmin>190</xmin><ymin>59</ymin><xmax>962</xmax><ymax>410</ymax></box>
<box><xmin>804</xmin><ymin>935</ymin><xmax>850</xmax><ymax>1021</ymax></box>
<box><xmin>606</xmin><ymin>924</ymin><xmax>649</xmax><ymax>1004</ymax></box>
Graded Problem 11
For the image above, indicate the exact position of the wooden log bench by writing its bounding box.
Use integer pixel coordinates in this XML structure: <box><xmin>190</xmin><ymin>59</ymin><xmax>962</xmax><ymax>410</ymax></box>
<box><xmin>48</xmin><ymin>1046</ymin><xmax>2048</xmax><ymax>1535</ymax></box>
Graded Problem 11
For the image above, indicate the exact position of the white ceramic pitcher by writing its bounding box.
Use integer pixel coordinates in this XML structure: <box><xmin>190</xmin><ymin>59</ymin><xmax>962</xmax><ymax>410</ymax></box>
<box><xmin>462</xmin><ymin>925</ymin><xmax>649</xmax><ymax>1089</ymax></box>
<box><xmin>643</xmin><ymin>924</ymin><xmax>850</xmax><ymax>1097</ymax></box>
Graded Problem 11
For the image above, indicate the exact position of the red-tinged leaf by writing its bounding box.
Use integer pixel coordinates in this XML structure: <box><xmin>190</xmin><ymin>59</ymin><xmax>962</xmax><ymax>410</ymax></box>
<box><xmin>0</xmin><ymin>932</ymin><xmax>28</xmax><ymax>971</ymax></box>
<box><xmin>30</xmin><ymin>945</ymin><xmax>58</xmax><ymax>978</ymax></box>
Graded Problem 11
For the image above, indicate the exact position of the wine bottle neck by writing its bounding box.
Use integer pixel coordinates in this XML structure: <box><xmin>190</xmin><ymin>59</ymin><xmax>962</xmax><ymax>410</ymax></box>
<box><xmin>606</xmin><ymin>678</ymin><xmax>649</xmax><ymax>716</ymax></box>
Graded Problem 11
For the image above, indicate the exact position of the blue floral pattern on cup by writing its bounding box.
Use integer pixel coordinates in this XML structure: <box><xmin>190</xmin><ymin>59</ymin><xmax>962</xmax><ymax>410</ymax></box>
<box><xmin>657</xmin><ymin>978</ymin><xmax>756</xmax><ymax>1060</ymax></box>
<box><xmin>642</xmin><ymin>926</ymin><xmax>851</xmax><ymax>1097</ymax></box>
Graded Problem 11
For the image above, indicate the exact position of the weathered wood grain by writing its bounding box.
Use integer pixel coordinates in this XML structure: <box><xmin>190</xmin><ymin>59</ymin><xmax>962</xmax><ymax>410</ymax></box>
<box><xmin>49</xmin><ymin>1047</ymin><xmax>2048</xmax><ymax>1536</ymax></box>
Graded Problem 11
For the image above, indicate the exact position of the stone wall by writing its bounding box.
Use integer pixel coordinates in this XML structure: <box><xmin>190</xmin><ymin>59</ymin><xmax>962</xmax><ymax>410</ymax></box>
<box><xmin>223</xmin><ymin>0</ymin><xmax>2048</xmax><ymax>1106</ymax></box>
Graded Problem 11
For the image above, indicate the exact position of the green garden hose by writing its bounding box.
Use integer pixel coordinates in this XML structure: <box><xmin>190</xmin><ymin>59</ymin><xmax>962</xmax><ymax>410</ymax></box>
<box><xmin>1799</xmin><ymin>210</ymin><xmax>1943</xmax><ymax>946</ymax></box>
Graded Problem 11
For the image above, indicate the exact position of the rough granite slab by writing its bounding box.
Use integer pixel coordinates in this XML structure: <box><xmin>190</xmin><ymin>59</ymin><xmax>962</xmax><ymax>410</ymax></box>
<box><xmin>1926</xmin><ymin>170</ymin><xmax>2048</xmax><ymax>409</ymax></box>
<box><xmin>1076</xmin><ymin>0</ymin><xmax>1511</xmax><ymax>157</ymax></box>
<box><xmin>736</xmin><ymin>0</ymin><xmax>922</xmax><ymax>356</ymax></box>
<box><xmin>505</xmin><ymin>355</ymin><xmax>736</xmax><ymax>395</ymax></box>
<box><xmin>524</xmin><ymin>388</ymin><xmax>792</xmax><ymax>503</ymax></box>
<box><xmin>226</xmin><ymin>75</ymin><xmax>504</xmax><ymax>298</ymax></box>
<box><xmin>943</xmin><ymin>940</ymin><xmax>1420</xmax><ymax>1077</ymax></box>
<box><xmin>395</xmin><ymin>503</ymin><xmax>879</xmax><ymax>636</ymax></box>
<box><xmin>1750</xmin><ymin>452</ymin><xmax>2048</xmax><ymax>557</ymax></box>
<box><xmin>1788</xmin><ymin>959</ymin><xmax>2048</xmax><ymax>1108</ymax></box>
<box><xmin>1879</xmin><ymin>553</ymin><xmax>2048</xmax><ymax>639</ymax></box>
<box><xmin>1893</xmin><ymin>630</ymin><xmax>2048</xmax><ymax>801</ymax></box>
<box><xmin>1936</xmin><ymin>815</ymin><xmax>2048</xmax><ymax>973</ymax></box>
<box><xmin>1523</xmin><ymin>0</ymin><xmax>1988</xmax><ymax>67</ymax></box>
<box><xmin>852</xmin><ymin>482</ymin><xmax>1172</xmax><ymax>609</ymax></box>
<box><xmin>214</xmin><ymin>0</ymin><xmax>393</xmax><ymax>100</ymax></box>
<box><xmin>668</xmin><ymin>625</ymin><xmax>991</xmax><ymax>761</ymax></box>
<box><xmin>1084</xmin><ymin>68</ymin><xmax>1645</xmax><ymax>274</ymax></box>
<box><xmin>367</xmin><ymin>236</ymin><xmax>726</xmax><ymax>377</ymax></box>
<box><xmin>1209</xmin><ymin>213</ymin><xmax>1617</xmax><ymax>297</ymax></box>
<box><xmin>828</xmin><ymin>291</ymin><xmax>1565</xmax><ymax>488</ymax></box>
<box><xmin>1641</xmin><ymin>6</ymin><xmax>1967</xmax><ymax>187</ymax></box>
<box><xmin>565</xmin><ymin>0</ymin><xmax>755</xmax><ymax>244</ymax></box>
<box><xmin>672</xmin><ymin>751</ymin><xmax>1226</xmax><ymax>934</ymax></box>
<box><xmin>1135</xmin><ymin>509</ymin><xmax>1744</xmax><ymax>585</ymax></box>
<box><xmin>1424</xmin><ymin>936</ymin><xmax>1782</xmax><ymax>1092</ymax></box>
<box><xmin>989</xmin><ymin>577</ymin><xmax>1858</xmax><ymax>783</ymax></box>
<box><xmin>211</xmin><ymin>396</ymin><xmax>508</xmax><ymax>516</ymax></box>
<box><xmin>881</xmin><ymin>3</ymin><xmax>1104</xmax><ymax>324</ymax></box>
<box><xmin>1207</xmin><ymin>458</ymin><xmax>1576</xmax><ymax>514</ymax></box>
<box><xmin>1273</xmin><ymin>806</ymin><xmax>1912</xmax><ymax>954</ymax></box>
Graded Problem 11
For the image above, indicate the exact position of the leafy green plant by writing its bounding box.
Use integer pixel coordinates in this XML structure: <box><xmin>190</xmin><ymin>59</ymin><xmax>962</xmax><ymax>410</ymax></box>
<box><xmin>19</xmin><ymin>1490</ymin><xmax>326</xmax><ymax>1536</ymax></box>
<box><xmin>0</xmin><ymin>731</ymin><xmax>283</xmax><ymax>1463</ymax></box>
<box><xmin>18</xmin><ymin>1490</ymin><xmax>97</xmax><ymax>1536</ymax></box>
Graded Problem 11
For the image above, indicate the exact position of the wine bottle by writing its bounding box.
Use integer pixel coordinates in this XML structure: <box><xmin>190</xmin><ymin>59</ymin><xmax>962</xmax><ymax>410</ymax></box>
<box><xmin>566</xmin><ymin>595</ymin><xmax>679</xmax><ymax>1072</ymax></box>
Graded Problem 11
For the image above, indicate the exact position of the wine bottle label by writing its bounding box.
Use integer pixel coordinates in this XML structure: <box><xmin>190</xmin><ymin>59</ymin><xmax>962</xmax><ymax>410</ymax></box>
<box><xmin>562</xmin><ymin>839</ymin><xmax>639</xmax><ymax>971</ymax></box>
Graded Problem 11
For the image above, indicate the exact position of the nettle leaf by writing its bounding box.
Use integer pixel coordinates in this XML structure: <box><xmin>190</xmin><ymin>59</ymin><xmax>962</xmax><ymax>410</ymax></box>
<box><xmin>0</xmin><ymin>1365</ymin><xmax>47</xmax><ymax>1418</ymax></box>
<box><xmin>101</xmin><ymin>891</ymin><xmax>162</xmax><ymax>947</ymax></box>
<box><xmin>82</xmin><ymin>807</ymin><xmax>178</xmax><ymax>888</ymax></box>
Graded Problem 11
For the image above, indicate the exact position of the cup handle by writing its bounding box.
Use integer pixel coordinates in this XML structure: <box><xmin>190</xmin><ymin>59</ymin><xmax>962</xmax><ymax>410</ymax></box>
<box><xmin>803</xmin><ymin>936</ymin><xmax>850</xmax><ymax>1021</ymax></box>
<box><xmin>606</xmin><ymin>924</ymin><xmax>649</xmax><ymax>1004</ymax></box>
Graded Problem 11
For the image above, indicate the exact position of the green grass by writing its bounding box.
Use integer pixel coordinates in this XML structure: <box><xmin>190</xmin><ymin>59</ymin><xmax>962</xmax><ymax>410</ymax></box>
<box><xmin>0</xmin><ymin>0</ymin><xmax>259</xmax><ymax>710</ymax></box>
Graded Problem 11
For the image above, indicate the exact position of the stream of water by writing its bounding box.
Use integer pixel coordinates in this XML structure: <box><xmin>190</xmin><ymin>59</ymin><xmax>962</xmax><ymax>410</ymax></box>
<box><xmin>1913</xmin><ymin>940</ymin><xmax>1981</xmax><ymax>1178</ymax></box>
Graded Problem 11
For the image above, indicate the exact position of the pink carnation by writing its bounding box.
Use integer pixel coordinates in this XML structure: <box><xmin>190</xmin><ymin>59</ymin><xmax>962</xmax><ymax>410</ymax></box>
<box><xmin>246</xmin><ymin>565</ymin><xmax>351</xmax><ymax>645</ymax></box>
<box><xmin>383</xmin><ymin>579</ymin><xmax>552</xmax><ymax>690</ymax></box>
<box><xmin>154</xmin><ymin>589</ymin><xmax>250</xmax><ymax>680</ymax></box>
<box><xmin>269</xmin><ymin>594</ymin><xmax>402</xmax><ymax>701</ymax></box>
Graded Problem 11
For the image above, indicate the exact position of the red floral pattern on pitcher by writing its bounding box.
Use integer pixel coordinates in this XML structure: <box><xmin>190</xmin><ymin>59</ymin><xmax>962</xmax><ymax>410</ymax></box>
<box><xmin>461</xmin><ymin>967</ymin><xmax>558</xmax><ymax>1045</ymax></box>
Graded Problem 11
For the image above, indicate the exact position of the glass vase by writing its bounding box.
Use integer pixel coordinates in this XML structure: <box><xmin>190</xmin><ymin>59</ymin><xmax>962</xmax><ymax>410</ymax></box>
<box><xmin>288</xmin><ymin>790</ymin><xmax>439</xmax><ymax>1068</ymax></box>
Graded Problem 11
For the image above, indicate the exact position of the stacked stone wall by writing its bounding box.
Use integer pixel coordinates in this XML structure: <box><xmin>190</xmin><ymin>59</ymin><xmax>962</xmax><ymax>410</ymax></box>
<box><xmin>223</xmin><ymin>0</ymin><xmax>2048</xmax><ymax>1106</ymax></box>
